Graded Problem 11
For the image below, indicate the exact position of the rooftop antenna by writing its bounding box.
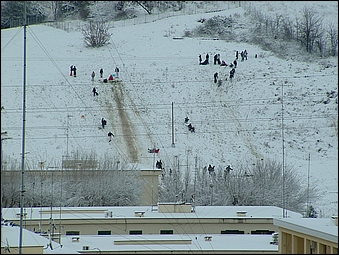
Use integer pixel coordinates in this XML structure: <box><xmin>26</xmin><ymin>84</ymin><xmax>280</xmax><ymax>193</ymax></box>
<box><xmin>19</xmin><ymin>2</ymin><xmax>28</xmax><ymax>253</ymax></box>
<box><xmin>281</xmin><ymin>81</ymin><xmax>287</xmax><ymax>218</ymax></box>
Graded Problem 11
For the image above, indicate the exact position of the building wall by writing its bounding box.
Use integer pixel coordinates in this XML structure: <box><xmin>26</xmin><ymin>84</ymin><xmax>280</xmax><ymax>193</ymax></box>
<box><xmin>1</xmin><ymin>246</ymin><xmax>44</xmax><ymax>254</ymax></box>
<box><xmin>13</xmin><ymin>217</ymin><xmax>279</xmax><ymax>238</ymax></box>
<box><xmin>139</xmin><ymin>170</ymin><xmax>162</xmax><ymax>205</ymax></box>
<box><xmin>278</xmin><ymin>227</ymin><xmax>338</xmax><ymax>254</ymax></box>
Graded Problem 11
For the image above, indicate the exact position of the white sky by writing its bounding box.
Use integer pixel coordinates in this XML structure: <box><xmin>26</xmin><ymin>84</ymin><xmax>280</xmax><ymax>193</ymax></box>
<box><xmin>1</xmin><ymin>2</ymin><xmax>338</xmax><ymax>217</ymax></box>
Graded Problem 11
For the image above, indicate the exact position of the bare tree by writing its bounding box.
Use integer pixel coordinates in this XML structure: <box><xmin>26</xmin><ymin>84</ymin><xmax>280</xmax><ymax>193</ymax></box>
<box><xmin>82</xmin><ymin>21</ymin><xmax>111</xmax><ymax>48</ymax></box>
<box><xmin>49</xmin><ymin>1</ymin><xmax>61</xmax><ymax>21</ymax></box>
<box><xmin>299</xmin><ymin>6</ymin><xmax>323</xmax><ymax>53</ymax></box>
<box><xmin>327</xmin><ymin>23</ymin><xmax>338</xmax><ymax>56</ymax></box>
<box><xmin>133</xmin><ymin>1</ymin><xmax>156</xmax><ymax>15</ymax></box>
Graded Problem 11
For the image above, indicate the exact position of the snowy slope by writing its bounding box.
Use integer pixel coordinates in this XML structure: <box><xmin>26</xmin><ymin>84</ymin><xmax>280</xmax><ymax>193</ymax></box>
<box><xmin>1</xmin><ymin>3</ymin><xmax>337</xmax><ymax>217</ymax></box>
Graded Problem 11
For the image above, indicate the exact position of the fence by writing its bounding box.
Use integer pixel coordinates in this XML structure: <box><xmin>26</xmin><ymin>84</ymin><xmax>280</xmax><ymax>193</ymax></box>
<box><xmin>42</xmin><ymin>3</ymin><xmax>236</xmax><ymax>33</ymax></box>
<box><xmin>2</xmin><ymin>2</ymin><xmax>242</xmax><ymax>31</ymax></box>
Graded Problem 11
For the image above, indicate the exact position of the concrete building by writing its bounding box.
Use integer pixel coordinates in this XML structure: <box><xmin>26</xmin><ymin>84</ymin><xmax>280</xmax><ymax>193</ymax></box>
<box><xmin>273</xmin><ymin>216</ymin><xmax>338</xmax><ymax>254</ymax></box>
<box><xmin>2</xmin><ymin>204</ymin><xmax>301</xmax><ymax>241</ymax></box>
<box><xmin>1</xmin><ymin>223</ymin><xmax>59</xmax><ymax>254</ymax></box>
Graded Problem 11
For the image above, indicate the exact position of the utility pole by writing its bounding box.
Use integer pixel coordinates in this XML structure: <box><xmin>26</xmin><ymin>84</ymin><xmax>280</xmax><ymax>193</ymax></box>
<box><xmin>171</xmin><ymin>102</ymin><xmax>175</xmax><ymax>147</ymax></box>
<box><xmin>281</xmin><ymin>81</ymin><xmax>286</xmax><ymax>218</ymax></box>
<box><xmin>19</xmin><ymin>2</ymin><xmax>27</xmax><ymax>253</ymax></box>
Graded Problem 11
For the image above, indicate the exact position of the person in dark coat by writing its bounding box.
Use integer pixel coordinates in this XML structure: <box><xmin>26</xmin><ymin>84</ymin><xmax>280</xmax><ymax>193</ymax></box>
<box><xmin>115</xmin><ymin>67</ymin><xmax>119</xmax><ymax>78</ymax></box>
<box><xmin>92</xmin><ymin>87</ymin><xmax>98</xmax><ymax>96</ymax></box>
<box><xmin>214</xmin><ymin>72</ymin><xmax>218</xmax><ymax>83</ymax></box>
<box><xmin>100</xmin><ymin>68</ymin><xmax>103</xmax><ymax>78</ymax></box>
<box><xmin>101</xmin><ymin>118</ymin><xmax>107</xmax><ymax>129</ymax></box>
<box><xmin>230</xmin><ymin>68</ymin><xmax>235</xmax><ymax>79</ymax></box>
<box><xmin>205</xmin><ymin>53</ymin><xmax>209</xmax><ymax>64</ymax></box>
<box><xmin>73</xmin><ymin>66</ymin><xmax>77</xmax><ymax>77</ymax></box>
<box><xmin>199</xmin><ymin>54</ymin><xmax>202</xmax><ymax>64</ymax></box>
<box><xmin>214</xmin><ymin>54</ymin><xmax>218</xmax><ymax>65</ymax></box>
<box><xmin>233</xmin><ymin>59</ymin><xmax>237</xmax><ymax>68</ymax></box>
<box><xmin>70</xmin><ymin>65</ymin><xmax>73</xmax><ymax>76</ymax></box>
<box><xmin>217</xmin><ymin>54</ymin><xmax>221</xmax><ymax>64</ymax></box>
<box><xmin>108</xmin><ymin>131</ymin><xmax>114</xmax><ymax>142</ymax></box>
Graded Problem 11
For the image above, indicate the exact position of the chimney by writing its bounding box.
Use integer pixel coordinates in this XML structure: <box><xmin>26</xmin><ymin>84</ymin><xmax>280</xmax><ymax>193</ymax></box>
<box><xmin>331</xmin><ymin>216</ymin><xmax>338</xmax><ymax>226</ymax></box>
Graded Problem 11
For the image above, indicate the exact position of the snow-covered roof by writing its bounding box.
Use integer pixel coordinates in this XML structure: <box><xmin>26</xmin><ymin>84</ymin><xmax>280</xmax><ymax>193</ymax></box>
<box><xmin>1</xmin><ymin>224</ymin><xmax>56</xmax><ymax>249</ymax></box>
<box><xmin>2</xmin><ymin>205</ymin><xmax>302</xmax><ymax>221</ymax></box>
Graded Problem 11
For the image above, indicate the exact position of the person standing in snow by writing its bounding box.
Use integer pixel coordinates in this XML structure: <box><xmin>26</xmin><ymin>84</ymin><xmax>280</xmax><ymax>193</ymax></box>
<box><xmin>73</xmin><ymin>66</ymin><xmax>77</xmax><ymax>77</ymax></box>
<box><xmin>214</xmin><ymin>72</ymin><xmax>218</xmax><ymax>83</ymax></box>
<box><xmin>101</xmin><ymin>118</ymin><xmax>107</xmax><ymax>129</ymax></box>
<box><xmin>217</xmin><ymin>54</ymin><xmax>221</xmax><ymax>64</ymax></box>
<box><xmin>100</xmin><ymin>68</ymin><xmax>103</xmax><ymax>78</ymax></box>
<box><xmin>205</xmin><ymin>53</ymin><xmax>209</xmax><ymax>64</ymax></box>
<box><xmin>91</xmin><ymin>71</ymin><xmax>95</xmax><ymax>81</ymax></box>
<box><xmin>233</xmin><ymin>59</ymin><xmax>237</xmax><ymax>68</ymax></box>
<box><xmin>235</xmin><ymin>51</ymin><xmax>239</xmax><ymax>60</ymax></box>
<box><xmin>213</xmin><ymin>54</ymin><xmax>218</xmax><ymax>65</ymax></box>
<box><xmin>70</xmin><ymin>65</ymin><xmax>73</xmax><ymax>76</ymax></box>
<box><xmin>199</xmin><ymin>54</ymin><xmax>202</xmax><ymax>64</ymax></box>
<box><xmin>115</xmin><ymin>67</ymin><xmax>119</xmax><ymax>78</ymax></box>
<box><xmin>108</xmin><ymin>131</ymin><xmax>114</xmax><ymax>142</ymax></box>
<box><xmin>244</xmin><ymin>49</ymin><xmax>248</xmax><ymax>60</ymax></box>
<box><xmin>229</xmin><ymin>68</ymin><xmax>235</xmax><ymax>80</ymax></box>
<box><xmin>92</xmin><ymin>87</ymin><xmax>98</xmax><ymax>96</ymax></box>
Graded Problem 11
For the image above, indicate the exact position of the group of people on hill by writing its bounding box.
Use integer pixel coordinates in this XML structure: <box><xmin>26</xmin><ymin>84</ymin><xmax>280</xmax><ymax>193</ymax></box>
<box><xmin>198</xmin><ymin>48</ymin><xmax>253</xmax><ymax>85</ymax></box>
<box><xmin>69</xmin><ymin>64</ymin><xmax>120</xmax><ymax>143</ymax></box>
<box><xmin>199</xmin><ymin>53</ymin><xmax>209</xmax><ymax>65</ymax></box>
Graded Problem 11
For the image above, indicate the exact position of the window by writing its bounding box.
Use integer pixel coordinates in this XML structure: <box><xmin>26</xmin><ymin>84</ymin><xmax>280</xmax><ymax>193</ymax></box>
<box><xmin>98</xmin><ymin>230</ymin><xmax>111</xmax><ymax>235</ymax></box>
<box><xmin>251</xmin><ymin>230</ymin><xmax>275</xmax><ymax>235</ymax></box>
<box><xmin>66</xmin><ymin>231</ymin><xmax>80</xmax><ymax>235</ymax></box>
<box><xmin>160</xmin><ymin>230</ymin><xmax>173</xmax><ymax>235</ymax></box>
<box><xmin>221</xmin><ymin>230</ymin><xmax>244</xmax><ymax>234</ymax></box>
<box><xmin>130</xmin><ymin>230</ymin><xmax>142</xmax><ymax>235</ymax></box>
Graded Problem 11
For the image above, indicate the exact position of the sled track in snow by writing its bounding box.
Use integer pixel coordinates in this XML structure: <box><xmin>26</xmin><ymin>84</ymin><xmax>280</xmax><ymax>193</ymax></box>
<box><xmin>101</xmin><ymin>81</ymin><xmax>156</xmax><ymax>163</ymax></box>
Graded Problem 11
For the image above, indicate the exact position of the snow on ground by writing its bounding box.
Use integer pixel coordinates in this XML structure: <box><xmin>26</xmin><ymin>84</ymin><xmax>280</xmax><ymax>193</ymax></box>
<box><xmin>1</xmin><ymin>4</ymin><xmax>337</xmax><ymax>217</ymax></box>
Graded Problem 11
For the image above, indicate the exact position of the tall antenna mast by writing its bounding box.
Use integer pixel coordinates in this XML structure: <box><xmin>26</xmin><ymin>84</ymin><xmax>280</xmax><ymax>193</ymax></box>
<box><xmin>19</xmin><ymin>2</ymin><xmax>28</xmax><ymax>253</ymax></box>
<box><xmin>281</xmin><ymin>81</ymin><xmax>286</xmax><ymax>218</ymax></box>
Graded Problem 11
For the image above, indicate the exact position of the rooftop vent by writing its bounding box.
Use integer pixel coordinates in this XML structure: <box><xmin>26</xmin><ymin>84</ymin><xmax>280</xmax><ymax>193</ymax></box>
<box><xmin>105</xmin><ymin>211</ymin><xmax>113</xmax><ymax>218</ymax></box>
<box><xmin>135</xmin><ymin>211</ymin><xmax>145</xmax><ymax>217</ymax></box>
<box><xmin>236</xmin><ymin>211</ymin><xmax>247</xmax><ymax>217</ymax></box>
<box><xmin>82</xmin><ymin>246</ymin><xmax>89</xmax><ymax>250</ymax></box>
<box><xmin>331</xmin><ymin>216</ymin><xmax>338</xmax><ymax>226</ymax></box>
<box><xmin>72</xmin><ymin>237</ymin><xmax>80</xmax><ymax>242</ymax></box>
<box><xmin>204</xmin><ymin>236</ymin><xmax>212</xmax><ymax>241</ymax></box>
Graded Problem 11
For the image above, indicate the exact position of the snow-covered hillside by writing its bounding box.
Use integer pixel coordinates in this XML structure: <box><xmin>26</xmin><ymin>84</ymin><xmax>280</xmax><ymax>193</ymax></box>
<box><xmin>1</xmin><ymin>2</ymin><xmax>337</xmax><ymax>217</ymax></box>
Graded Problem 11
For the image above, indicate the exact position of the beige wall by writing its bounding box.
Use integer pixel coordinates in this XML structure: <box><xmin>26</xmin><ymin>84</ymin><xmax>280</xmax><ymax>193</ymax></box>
<box><xmin>14</xmin><ymin>217</ymin><xmax>278</xmax><ymax>238</ymax></box>
<box><xmin>1</xmin><ymin>246</ymin><xmax>44</xmax><ymax>254</ymax></box>
<box><xmin>139</xmin><ymin>170</ymin><xmax>162</xmax><ymax>205</ymax></box>
<box><xmin>278</xmin><ymin>227</ymin><xmax>338</xmax><ymax>254</ymax></box>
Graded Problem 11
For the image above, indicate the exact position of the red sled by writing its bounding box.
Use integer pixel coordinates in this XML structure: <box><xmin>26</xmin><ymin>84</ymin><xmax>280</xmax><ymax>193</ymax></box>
<box><xmin>148</xmin><ymin>148</ymin><xmax>159</xmax><ymax>153</ymax></box>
